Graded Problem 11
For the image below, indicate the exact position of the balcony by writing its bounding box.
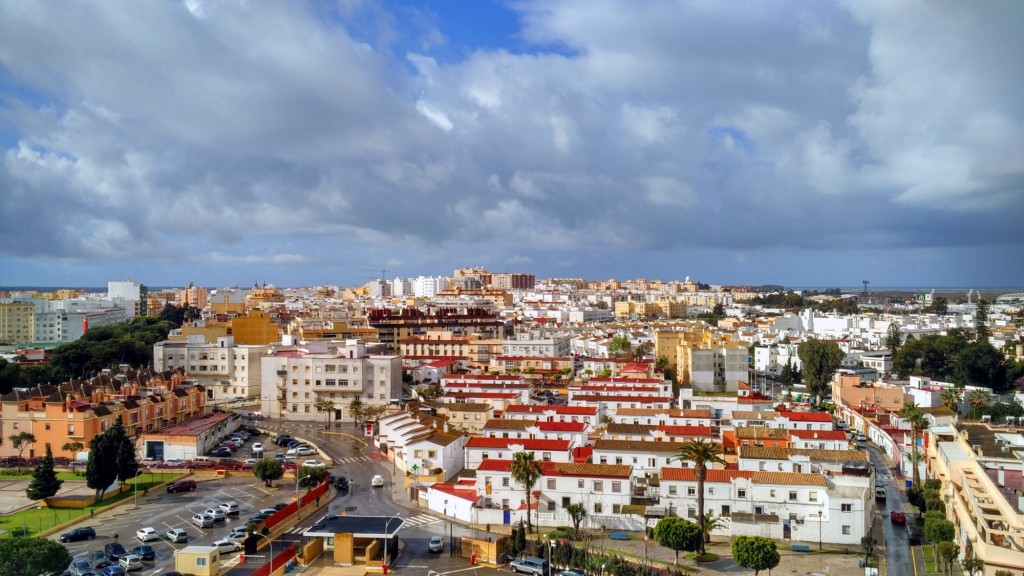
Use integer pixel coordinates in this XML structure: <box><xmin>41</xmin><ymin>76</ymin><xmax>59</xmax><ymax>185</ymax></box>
<box><xmin>276</xmin><ymin>370</ymin><xmax>288</xmax><ymax>376</ymax></box>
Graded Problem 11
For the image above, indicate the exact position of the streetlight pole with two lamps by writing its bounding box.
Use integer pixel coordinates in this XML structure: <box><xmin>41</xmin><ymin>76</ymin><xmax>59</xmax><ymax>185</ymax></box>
<box><xmin>253</xmin><ymin>531</ymin><xmax>274</xmax><ymax>575</ymax></box>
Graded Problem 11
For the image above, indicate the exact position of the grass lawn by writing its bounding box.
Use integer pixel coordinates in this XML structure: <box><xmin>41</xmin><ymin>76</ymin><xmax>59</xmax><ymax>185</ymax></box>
<box><xmin>921</xmin><ymin>545</ymin><xmax>940</xmax><ymax>574</ymax></box>
<box><xmin>0</xmin><ymin>472</ymin><xmax>178</xmax><ymax>538</ymax></box>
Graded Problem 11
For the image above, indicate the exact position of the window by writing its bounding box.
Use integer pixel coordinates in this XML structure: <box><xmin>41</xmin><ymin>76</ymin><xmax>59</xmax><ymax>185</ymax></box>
<box><xmin>542</xmin><ymin>452</ymin><xmax>551</xmax><ymax>462</ymax></box>
<box><xmin>547</xmin><ymin>479</ymin><xmax>556</xmax><ymax>490</ymax></box>
<box><xmin>68</xmin><ymin>424</ymin><xmax>75</xmax><ymax>434</ymax></box>
<box><xmin>770</xmin><ymin>490</ymin><xmax>776</xmax><ymax>498</ymax></box>
<box><xmin>578</xmin><ymin>479</ymin><xmax>584</xmax><ymax>489</ymax></box>
<box><xmin>615</xmin><ymin>457</ymin><xmax>623</xmax><ymax>464</ymax></box>
<box><xmin>197</xmin><ymin>558</ymin><xmax>207</xmax><ymax>567</ymax></box>
<box><xmin>737</xmin><ymin>489</ymin><xmax>746</xmax><ymax>498</ymax></box>
<box><xmin>612</xmin><ymin>481</ymin><xmax>621</xmax><ymax>493</ymax></box>
<box><xmin>593</xmin><ymin>503</ymin><xmax>603</xmax><ymax>513</ymax></box>
<box><xmin>687</xmin><ymin>487</ymin><xmax>696</xmax><ymax>496</ymax></box>
<box><xmin>599</xmin><ymin>456</ymin><xmax>607</xmax><ymax>464</ymax></box>
<box><xmin>44</xmin><ymin>423</ymin><xmax>51</xmax><ymax>430</ymax></box>
<box><xmin>593</xmin><ymin>481</ymin><xmax>603</xmax><ymax>492</ymax></box>
<box><xmin>428</xmin><ymin>451</ymin><xmax>437</xmax><ymax>459</ymax></box>
<box><xmin>414</xmin><ymin>450</ymin><xmax>423</xmax><ymax>458</ymax></box>
<box><xmin>547</xmin><ymin>502</ymin><xmax>555</xmax><ymax>511</ymax></box>
<box><xmin>841</xmin><ymin>503</ymin><xmax>852</xmax><ymax>512</ymax></box>
<box><xmin>842</xmin><ymin>525</ymin><xmax>851</xmax><ymax>535</ymax></box>
<box><xmin>612</xmin><ymin>504</ymin><xmax>621</xmax><ymax>514</ymax></box>
<box><xmin>788</xmin><ymin>491</ymin><xmax>797</xmax><ymax>501</ymax></box>
<box><xmin>721</xmin><ymin>505</ymin><xmax>730</xmax><ymax>515</ymax></box>
<box><xmin>754</xmin><ymin>506</ymin><xmax>764</xmax><ymax>515</ymax></box>
<box><xmin>668</xmin><ymin>485</ymin><xmax>677</xmax><ymax>495</ymax></box>
<box><xmin>482</xmin><ymin>452</ymin><xmax>489</xmax><ymax>460</ymax></box>
<box><xmin>502</xmin><ymin>478</ymin><xmax>509</xmax><ymax>487</ymax></box>
<box><xmin>809</xmin><ymin>491</ymin><xmax>817</xmax><ymax>502</ymax></box>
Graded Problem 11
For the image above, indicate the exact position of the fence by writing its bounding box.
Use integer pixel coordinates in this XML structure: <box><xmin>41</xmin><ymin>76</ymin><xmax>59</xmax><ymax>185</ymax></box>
<box><xmin>249</xmin><ymin>544</ymin><xmax>297</xmax><ymax>576</ymax></box>
<box><xmin>264</xmin><ymin>479</ymin><xmax>328</xmax><ymax>531</ymax></box>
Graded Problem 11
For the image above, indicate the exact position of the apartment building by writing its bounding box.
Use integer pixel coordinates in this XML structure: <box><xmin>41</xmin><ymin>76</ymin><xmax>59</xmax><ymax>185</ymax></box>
<box><xmin>153</xmin><ymin>337</ymin><xmax>271</xmax><ymax>404</ymax></box>
<box><xmin>502</xmin><ymin>329</ymin><xmax>572</xmax><ymax>358</ymax></box>
<box><xmin>259</xmin><ymin>339</ymin><xmax>401</xmax><ymax>422</ymax></box>
<box><xmin>464</xmin><ymin>437</ymin><xmax>573</xmax><ymax>469</ymax></box>
<box><xmin>0</xmin><ymin>301</ymin><xmax>36</xmax><ymax>343</ymax></box>
<box><xmin>0</xmin><ymin>368</ymin><xmax>204</xmax><ymax>460</ymax></box>
<box><xmin>367</xmin><ymin>307</ymin><xmax>503</xmax><ymax>352</ymax></box>
<box><xmin>591</xmin><ymin>439</ymin><xmax>693</xmax><ymax>479</ymax></box>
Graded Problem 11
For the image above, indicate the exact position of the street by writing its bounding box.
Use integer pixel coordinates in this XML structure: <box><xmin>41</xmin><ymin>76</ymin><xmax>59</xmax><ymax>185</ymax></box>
<box><xmin>864</xmin><ymin>439</ymin><xmax>912</xmax><ymax>576</ymax></box>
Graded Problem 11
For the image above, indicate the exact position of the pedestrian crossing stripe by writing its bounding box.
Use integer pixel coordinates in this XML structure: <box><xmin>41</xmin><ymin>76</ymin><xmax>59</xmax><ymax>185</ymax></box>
<box><xmin>402</xmin><ymin>515</ymin><xmax>442</xmax><ymax>527</ymax></box>
<box><xmin>334</xmin><ymin>456</ymin><xmax>370</xmax><ymax>464</ymax></box>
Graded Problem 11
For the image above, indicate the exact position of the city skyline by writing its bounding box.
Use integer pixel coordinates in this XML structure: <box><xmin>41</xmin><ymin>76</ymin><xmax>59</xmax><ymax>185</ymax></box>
<box><xmin>2</xmin><ymin>1</ymin><xmax>1023</xmax><ymax>288</ymax></box>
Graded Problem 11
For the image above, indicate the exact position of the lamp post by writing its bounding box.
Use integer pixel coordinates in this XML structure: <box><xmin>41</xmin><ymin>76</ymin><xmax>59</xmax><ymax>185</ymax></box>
<box><xmin>383</xmin><ymin>514</ymin><xmax>401</xmax><ymax>575</ymax></box>
<box><xmin>254</xmin><ymin>531</ymin><xmax>274</xmax><ymax>575</ymax></box>
<box><xmin>547</xmin><ymin>540</ymin><xmax>555</xmax><ymax>576</ymax></box>
<box><xmin>817</xmin><ymin>510</ymin><xmax>823</xmax><ymax>551</ymax></box>
<box><xmin>132</xmin><ymin>469</ymin><xmax>145</xmax><ymax>509</ymax></box>
<box><xmin>445</xmin><ymin>499</ymin><xmax>453</xmax><ymax>557</ymax></box>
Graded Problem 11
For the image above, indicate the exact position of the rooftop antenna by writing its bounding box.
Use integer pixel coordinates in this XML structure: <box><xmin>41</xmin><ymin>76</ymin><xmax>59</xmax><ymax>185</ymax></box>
<box><xmin>862</xmin><ymin>280</ymin><xmax>870</xmax><ymax>295</ymax></box>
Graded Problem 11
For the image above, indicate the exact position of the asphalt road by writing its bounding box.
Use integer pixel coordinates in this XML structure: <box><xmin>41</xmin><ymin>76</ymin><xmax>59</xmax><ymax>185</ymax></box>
<box><xmin>864</xmin><ymin>440</ymin><xmax>912</xmax><ymax>576</ymax></box>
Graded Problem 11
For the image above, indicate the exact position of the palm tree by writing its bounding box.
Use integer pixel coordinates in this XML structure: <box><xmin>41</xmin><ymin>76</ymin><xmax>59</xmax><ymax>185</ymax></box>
<box><xmin>940</xmin><ymin>388</ymin><xmax>961</xmax><ymax>418</ymax></box>
<box><xmin>968</xmin><ymin>389</ymin><xmax>990</xmax><ymax>420</ymax></box>
<box><xmin>700</xmin><ymin>511</ymin><xmax>726</xmax><ymax>544</ymax></box>
<box><xmin>510</xmin><ymin>451</ymin><xmax>543</xmax><ymax>535</ymax></box>
<box><xmin>316</xmin><ymin>399</ymin><xmax>336</xmax><ymax>430</ymax></box>
<box><xmin>899</xmin><ymin>402</ymin><xmax>927</xmax><ymax>488</ymax></box>
<box><xmin>62</xmin><ymin>441</ymin><xmax>84</xmax><ymax>463</ymax></box>
<box><xmin>673</xmin><ymin>438</ymin><xmax>726</xmax><ymax>555</ymax></box>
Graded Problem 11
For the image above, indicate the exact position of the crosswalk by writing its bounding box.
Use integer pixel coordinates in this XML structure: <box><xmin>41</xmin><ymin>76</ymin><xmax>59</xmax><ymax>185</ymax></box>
<box><xmin>334</xmin><ymin>456</ymin><xmax>370</xmax><ymax>465</ymax></box>
<box><xmin>402</xmin><ymin>514</ymin><xmax>442</xmax><ymax>528</ymax></box>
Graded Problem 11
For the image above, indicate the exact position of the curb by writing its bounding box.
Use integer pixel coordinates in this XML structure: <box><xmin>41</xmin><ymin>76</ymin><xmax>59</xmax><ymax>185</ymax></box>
<box><xmin>36</xmin><ymin>471</ymin><xmax>191</xmax><ymax>538</ymax></box>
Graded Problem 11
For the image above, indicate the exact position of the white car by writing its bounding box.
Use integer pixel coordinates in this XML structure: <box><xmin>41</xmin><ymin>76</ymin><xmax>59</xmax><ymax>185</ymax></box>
<box><xmin>295</xmin><ymin>446</ymin><xmax>316</xmax><ymax>456</ymax></box>
<box><xmin>301</xmin><ymin>460</ymin><xmax>325</xmax><ymax>468</ymax></box>
<box><xmin>251</xmin><ymin>442</ymin><xmax>263</xmax><ymax>451</ymax></box>
<box><xmin>135</xmin><ymin>527</ymin><xmax>159</xmax><ymax>542</ymax></box>
<box><xmin>165</xmin><ymin>528</ymin><xmax>188</xmax><ymax>543</ymax></box>
<box><xmin>119</xmin><ymin>554</ymin><xmax>143</xmax><ymax>571</ymax></box>
<box><xmin>212</xmin><ymin>539</ymin><xmax>242</xmax><ymax>553</ymax></box>
<box><xmin>371</xmin><ymin>474</ymin><xmax>384</xmax><ymax>487</ymax></box>
<box><xmin>285</xmin><ymin>448</ymin><xmax>299</xmax><ymax>458</ymax></box>
<box><xmin>219</xmin><ymin>501</ymin><xmax>240</xmax><ymax>515</ymax></box>
<box><xmin>227</xmin><ymin>527</ymin><xmax>249</xmax><ymax>542</ymax></box>
<box><xmin>203</xmin><ymin>507</ymin><xmax>226</xmax><ymax>521</ymax></box>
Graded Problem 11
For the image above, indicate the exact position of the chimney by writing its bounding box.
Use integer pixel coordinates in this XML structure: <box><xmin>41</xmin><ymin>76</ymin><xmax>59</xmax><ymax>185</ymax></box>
<box><xmin>814</xmin><ymin>432</ymin><xmax>818</xmax><ymax>439</ymax></box>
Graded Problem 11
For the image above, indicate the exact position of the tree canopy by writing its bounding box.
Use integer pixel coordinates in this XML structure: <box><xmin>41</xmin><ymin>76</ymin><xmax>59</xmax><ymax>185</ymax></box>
<box><xmin>797</xmin><ymin>338</ymin><xmax>844</xmax><ymax>404</ymax></box>
<box><xmin>732</xmin><ymin>536</ymin><xmax>780</xmax><ymax>575</ymax></box>
<box><xmin>652</xmin><ymin>517</ymin><xmax>701</xmax><ymax>563</ymax></box>
<box><xmin>26</xmin><ymin>444</ymin><xmax>63</xmax><ymax>501</ymax></box>
<box><xmin>892</xmin><ymin>331</ymin><xmax>1010</xmax><ymax>391</ymax></box>
<box><xmin>0</xmin><ymin>537</ymin><xmax>73</xmax><ymax>576</ymax></box>
<box><xmin>253</xmin><ymin>459</ymin><xmax>284</xmax><ymax>487</ymax></box>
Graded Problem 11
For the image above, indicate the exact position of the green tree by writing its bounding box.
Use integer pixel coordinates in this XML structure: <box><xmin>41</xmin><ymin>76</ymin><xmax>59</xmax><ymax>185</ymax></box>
<box><xmin>929</xmin><ymin>297</ymin><xmax>949</xmax><ymax>315</ymax></box>
<box><xmin>938</xmin><ymin>541</ymin><xmax>959</xmax><ymax>576</ymax></box>
<box><xmin>900</xmin><ymin>402</ymin><xmax>928</xmax><ymax>488</ymax></box>
<box><xmin>8</xmin><ymin>432</ymin><xmax>36</xmax><ymax>473</ymax></box>
<box><xmin>955</xmin><ymin>342</ymin><xmax>1008</xmax><ymax>391</ymax></box>
<box><xmin>510</xmin><ymin>451</ymin><xmax>543</xmax><ymax>535</ymax></box>
<box><xmin>700</xmin><ymin>511</ymin><xmax>725</xmax><ymax>544</ymax></box>
<box><xmin>924</xmin><ymin>517</ymin><xmax>955</xmax><ymax>564</ymax></box>
<box><xmin>652</xmin><ymin>517</ymin><xmax>701</xmax><ymax>563</ymax></box>
<box><xmin>0</xmin><ymin>537</ymin><xmax>73</xmax><ymax>576</ymax></box>
<box><xmin>609</xmin><ymin>335</ymin><xmax>632</xmax><ymax>357</ymax></box>
<box><xmin>968</xmin><ymin>388</ymin><xmax>991</xmax><ymax>420</ymax></box>
<box><xmin>564</xmin><ymin>502</ymin><xmax>587</xmax><ymax>535</ymax></box>
<box><xmin>940</xmin><ymin>388</ymin><xmax>962</xmax><ymax>417</ymax></box>
<box><xmin>296</xmin><ymin>466</ymin><xmax>328</xmax><ymax>491</ymax></box>
<box><xmin>886</xmin><ymin>322</ymin><xmax>903</xmax><ymax>354</ymax></box>
<box><xmin>62</xmin><ymin>441</ymin><xmax>84</xmax><ymax>463</ymax></box>
<box><xmin>673</xmin><ymin>439</ymin><xmax>726</xmax><ymax>554</ymax></box>
<box><xmin>961</xmin><ymin>552</ymin><xmax>984</xmax><ymax>576</ymax></box>
<box><xmin>860</xmin><ymin>536</ymin><xmax>876</xmax><ymax>563</ymax></box>
<box><xmin>253</xmin><ymin>458</ymin><xmax>284</xmax><ymax>487</ymax></box>
<box><xmin>975</xmin><ymin>300</ymin><xmax>991</xmax><ymax>343</ymax></box>
<box><xmin>349</xmin><ymin>397</ymin><xmax>365</xmax><ymax>428</ymax></box>
<box><xmin>732</xmin><ymin>536</ymin><xmax>780</xmax><ymax>576</ymax></box>
<box><xmin>798</xmin><ymin>338</ymin><xmax>844</xmax><ymax>405</ymax></box>
<box><xmin>509</xmin><ymin>521</ymin><xmax>526</xmax><ymax>557</ymax></box>
<box><xmin>108</xmin><ymin>415</ymin><xmax>139</xmax><ymax>486</ymax></box>
<box><xmin>85</xmin><ymin>432</ymin><xmax>117</xmax><ymax>501</ymax></box>
<box><xmin>316</xmin><ymin>399</ymin><xmax>336</xmax><ymax>430</ymax></box>
<box><xmin>26</xmin><ymin>444</ymin><xmax>63</xmax><ymax>501</ymax></box>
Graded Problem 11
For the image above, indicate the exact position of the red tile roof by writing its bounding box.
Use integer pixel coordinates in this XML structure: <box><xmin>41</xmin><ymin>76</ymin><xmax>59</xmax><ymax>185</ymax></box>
<box><xmin>660</xmin><ymin>467</ymin><xmax>754</xmax><ymax>482</ymax></box>
<box><xmin>465</xmin><ymin>437</ymin><xmax>571</xmax><ymax>450</ymax></box>
<box><xmin>537</xmin><ymin>421</ymin><xmax>587</xmax><ymax>432</ymax></box>
<box><xmin>430</xmin><ymin>483</ymin><xmax>480</xmax><ymax>503</ymax></box>
<box><xmin>779</xmin><ymin>412</ymin><xmax>833</xmax><ymax>422</ymax></box>
<box><xmin>505</xmin><ymin>405</ymin><xmax>599</xmax><ymax>416</ymax></box>
<box><xmin>658</xmin><ymin>425</ymin><xmax>713</xmax><ymax>437</ymax></box>
<box><xmin>788</xmin><ymin>430</ymin><xmax>848</xmax><ymax>441</ymax></box>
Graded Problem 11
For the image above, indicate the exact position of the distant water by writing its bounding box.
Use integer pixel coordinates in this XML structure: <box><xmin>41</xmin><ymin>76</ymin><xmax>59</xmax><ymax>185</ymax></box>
<box><xmin>792</xmin><ymin>286</ymin><xmax>1024</xmax><ymax>293</ymax></box>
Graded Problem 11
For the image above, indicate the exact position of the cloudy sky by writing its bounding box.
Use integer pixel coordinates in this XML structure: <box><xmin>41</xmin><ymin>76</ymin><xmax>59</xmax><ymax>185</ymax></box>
<box><xmin>2</xmin><ymin>1</ymin><xmax>1023</xmax><ymax>289</ymax></box>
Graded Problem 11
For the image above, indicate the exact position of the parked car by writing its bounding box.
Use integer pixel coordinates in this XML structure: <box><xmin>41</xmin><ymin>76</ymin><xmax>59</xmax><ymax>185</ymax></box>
<box><xmin>212</xmin><ymin>539</ymin><xmax>242</xmax><ymax>554</ymax></box>
<box><xmin>295</xmin><ymin>446</ymin><xmax>316</xmax><ymax>456</ymax></box>
<box><xmin>130</xmin><ymin>545</ymin><xmax>156</xmax><ymax>561</ymax></box>
<box><xmin>192</xmin><ymin>513</ymin><xmax>215</xmax><ymax>528</ymax></box>
<box><xmin>203</xmin><ymin>508</ymin><xmax>226</xmax><ymax>521</ymax></box>
<box><xmin>274</xmin><ymin>453</ymin><xmax>287</xmax><ymax>461</ymax></box>
<box><xmin>119</xmin><ymin>555</ymin><xmax>143</xmax><ymax>572</ymax></box>
<box><xmin>333</xmin><ymin>476</ymin><xmax>349</xmax><ymax>491</ymax></box>
<box><xmin>854</xmin><ymin>433</ymin><xmax>868</xmax><ymax>441</ymax></box>
<box><xmin>557</xmin><ymin>571</ymin><xmax>585</xmax><ymax>576</ymax></box>
<box><xmin>104</xmin><ymin>542</ymin><xmax>128</xmax><ymax>561</ymax></box>
<box><xmin>246</xmin><ymin>427</ymin><xmax>262</xmax><ymax>436</ymax></box>
<box><xmin>272</xmin><ymin>503</ymin><xmax>288</xmax><ymax>511</ymax></box>
<box><xmin>908</xmin><ymin>528</ymin><xmax>923</xmax><ymax>545</ymax></box>
<box><xmin>251</xmin><ymin>442</ymin><xmax>263</xmax><ymax>451</ymax></box>
<box><xmin>60</xmin><ymin>526</ymin><xmax>97</xmax><ymax>542</ymax></box>
<box><xmin>428</xmin><ymin>536</ymin><xmax>444</xmax><ymax>553</ymax></box>
<box><xmin>98</xmin><ymin>566</ymin><xmax>126</xmax><ymax>576</ymax></box>
<box><xmin>371</xmin><ymin>474</ymin><xmax>384</xmax><ymax>487</ymax></box>
<box><xmin>259</xmin><ymin>507</ymin><xmax>279</xmax><ymax>516</ymax></box>
<box><xmin>273</xmin><ymin>435</ymin><xmax>292</xmax><ymax>446</ymax></box>
<box><xmin>139</xmin><ymin>458</ymin><xmax>161</xmax><ymax>467</ymax></box>
<box><xmin>301</xmin><ymin>460</ymin><xmax>325</xmax><ymax>468</ymax></box>
<box><xmin>135</xmin><ymin>527</ymin><xmax>159</xmax><ymax>542</ymax></box>
<box><xmin>220</xmin><ymin>501</ymin><xmax>240</xmax><ymax>515</ymax></box>
<box><xmin>162</xmin><ymin>459</ymin><xmax>186</xmax><ymax>468</ymax></box>
<box><xmin>890</xmin><ymin>511</ymin><xmax>906</xmax><ymax>523</ymax></box>
<box><xmin>70</xmin><ymin>560</ymin><xmax>94</xmax><ymax>576</ymax></box>
<box><xmin>510</xmin><ymin>557</ymin><xmax>549</xmax><ymax>575</ymax></box>
<box><xmin>226</xmin><ymin>527</ymin><xmax>249</xmax><ymax>542</ymax></box>
<box><xmin>164</xmin><ymin>528</ymin><xmax>188</xmax><ymax>543</ymax></box>
<box><xmin>166</xmin><ymin>480</ymin><xmax>197</xmax><ymax>493</ymax></box>
<box><xmin>88</xmin><ymin>551</ymin><xmax>109</xmax><ymax>567</ymax></box>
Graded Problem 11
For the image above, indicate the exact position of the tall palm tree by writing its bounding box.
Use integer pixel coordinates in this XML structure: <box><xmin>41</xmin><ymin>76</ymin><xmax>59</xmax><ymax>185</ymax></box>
<box><xmin>940</xmin><ymin>388</ymin><xmax>961</xmax><ymax>418</ymax></box>
<box><xmin>899</xmin><ymin>402</ymin><xmax>928</xmax><ymax>488</ymax></box>
<box><xmin>968</xmin><ymin>389</ymin><xmax>990</xmax><ymax>420</ymax></box>
<box><xmin>316</xmin><ymin>399</ymin><xmax>336</xmax><ymax>430</ymax></box>
<box><xmin>510</xmin><ymin>451</ymin><xmax>543</xmax><ymax>535</ymax></box>
<box><xmin>673</xmin><ymin>438</ymin><xmax>726</xmax><ymax>555</ymax></box>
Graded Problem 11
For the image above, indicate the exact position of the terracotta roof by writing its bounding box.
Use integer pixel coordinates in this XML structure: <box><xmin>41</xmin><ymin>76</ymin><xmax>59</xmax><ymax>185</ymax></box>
<box><xmin>537</xmin><ymin>421</ymin><xmax>587</xmax><ymax>432</ymax></box>
<box><xmin>733</xmin><ymin>427</ymin><xmax>790</xmax><ymax>440</ymax></box>
<box><xmin>571</xmin><ymin>394</ymin><xmax>672</xmax><ymax>403</ymax></box>
<box><xmin>505</xmin><ymin>405</ymin><xmax>598</xmax><ymax>416</ymax></box>
<box><xmin>544</xmin><ymin>462</ymin><xmax>632</xmax><ymax>478</ymax></box>
<box><xmin>430</xmin><ymin>483</ymin><xmax>480</xmax><ymax>503</ymax></box>
<box><xmin>484</xmin><ymin>419</ymin><xmax>536</xmax><ymax>430</ymax></box>
<box><xmin>658</xmin><ymin>425</ymin><xmax>714</xmax><ymax>437</ymax></box>
<box><xmin>477</xmin><ymin>459</ymin><xmax>513</xmax><ymax>472</ymax></box>
<box><xmin>788</xmin><ymin>430</ymin><xmax>848</xmax><ymax>441</ymax></box>
<box><xmin>682</xmin><ymin>409</ymin><xmax>712</xmax><ymax>418</ymax></box>
<box><xmin>732</xmin><ymin>411</ymin><xmax>779</xmax><ymax>420</ymax></box>
<box><xmin>752</xmin><ymin>472</ymin><xmax>828</xmax><ymax>486</ymax></box>
<box><xmin>614</xmin><ymin>408</ymin><xmax>684</xmax><ymax>417</ymax></box>
<box><xmin>593</xmin><ymin>439</ymin><xmax>691</xmax><ymax>453</ymax></box>
<box><xmin>465</xmin><ymin>437</ymin><xmax>571</xmax><ymax>450</ymax></box>
<box><xmin>777</xmin><ymin>411</ymin><xmax>833</xmax><ymax>422</ymax></box>
<box><xmin>660</xmin><ymin>467</ymin><xmax>754</xmax><ymax>483</ymax></box>
<box><xmin>605</xmin><ymin>423</ymin><xmax>657</xmax><ymax>435</ymax></box>
<box><xmin>410</xmin><ymin>429</ymin><xmax>464</xmax><ymax>447</ymax></box>
<box><xmin>739</xmin><ymin>446</ymin><xmax>868</xmax><ymax>463</ymax></box>
<box><xmin>441</xmin><ymin>403</ymin><xmax>492</xmax><ymax>412</ymax></box>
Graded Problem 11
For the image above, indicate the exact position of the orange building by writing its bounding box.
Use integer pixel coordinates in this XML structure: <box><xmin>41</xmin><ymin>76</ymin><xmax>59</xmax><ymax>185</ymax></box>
<box><xmin>0</xmin><ymin>368</ymin><xmax>205</xmax><ymax>461</ymax></box>
<box><xmin>721</xmin><ymin>426</ymin><xmax>791</xmax><ymax>455</ymax></box>
<box><xmin>231</xmin><ymin>310</ymin><xmax>280</xmax><ymax>345</ymax></box>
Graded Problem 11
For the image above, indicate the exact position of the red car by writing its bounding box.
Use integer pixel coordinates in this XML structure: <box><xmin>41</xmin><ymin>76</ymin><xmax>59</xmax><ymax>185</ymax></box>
<box><xmin>282</xmin><ymin>461</ymin><xmax>298</xmax><ymax>471</ymax></box>
<box><xmin>890</xmin><ymin>511</ymin><xmax>906</xmax><ymax>523</ymax></box>
<box><xmin>166</xmin><ymin>479</ymin><xmax>197</xmax><ymax>493</ymax></box>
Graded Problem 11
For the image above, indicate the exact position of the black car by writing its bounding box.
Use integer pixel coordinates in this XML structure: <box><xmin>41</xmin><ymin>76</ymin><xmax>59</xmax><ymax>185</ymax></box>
<box><xmin>333</xmin><ymin>476</ymin><xmax>349</xmax><ymax>491</ymax></box>
<box><xmin>60</xmin><ymin>526</ymin><xmax>97</xmax><ymax>542</ymax></box>
<box><xmin>246</xmin><ymin>428</ymin><xmax>261</xmax><ymax>436</ymax></box>
<box><xmin>131</xmin><ymin>545</ymin><xmax>156</xmax><ymax>561</ymax></box>
<box><xmin>272</xmin><ymin>503</ymin><xmax>288</xmax><ymax>511</ymax></box>
<box><xmin>210</xmin><ymin>447</ymin><xmax>232</xmax><ymax>457</ymax></box>
<box><xmin>273</xmin><ymin>435</ymin><xmax>292</xmax><ymax>446</ymax></box>
<box><xmin>104</xmin><ymin>542</ymin><xmax>127</xmax><ymax>561</ymax></box>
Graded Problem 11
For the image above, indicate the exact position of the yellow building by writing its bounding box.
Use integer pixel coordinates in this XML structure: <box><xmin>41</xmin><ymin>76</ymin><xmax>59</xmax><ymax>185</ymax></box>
<box><xmin>173</xmin><ymin>546</ymin><xmax>220</xmax><ymax>576</ymax></box>
<box><xmin>0</xmin><ymin>302</ymin><xmax>35</xmax><ymax>344</ymax></box>
<box><xmin>231</xmin><ymin>310</ymin><xmax>279</xmax><ymax>345</ymax></box>
<box><xmin>246</xmin><ymin>284</ymin><xmax>284</xmax><ymax>308</ymax></box>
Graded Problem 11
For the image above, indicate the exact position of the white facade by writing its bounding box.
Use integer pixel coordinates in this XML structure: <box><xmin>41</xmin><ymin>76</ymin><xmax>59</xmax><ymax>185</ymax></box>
<box><xmin>502</xmin><ymin>329</ymin><xmax>572</xmax><ymax>357</ymax></box>
<box><xmin>108</xmin><ymin>279</ymin><xmax>143</xmax><ymax>318</ymax></box>
<box><xmin>154</xmin><ymin>338</ymin><xmax>270</xmax><ymax>404</ymax></box>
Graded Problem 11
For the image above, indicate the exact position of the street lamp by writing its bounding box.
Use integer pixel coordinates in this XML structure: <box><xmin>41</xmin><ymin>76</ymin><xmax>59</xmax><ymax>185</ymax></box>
<box><xmin>254</xmin><ymin>531</ymin><xmax>274</xmax><ymax>575</ymax></box>
<box><xmin>817</xmin><ymin>510</ymin><xmax>823</xmax><ymax>551</ymax></box>
<box><xmin>132</xmin><ymin>470</ymin><xmax>146</xmax><ymax>509</ymax></box>
<box><xmin>444</xmin><ymin>499</ymin><xmax>454</xmax><ymax>557</ymax></box>
<box><xmin>547</xmin><ymin>540</ymin><xmax>555</xmax><ymax>576</ymax></box>
<box><xmin>383</xmin><ymin>514</ymin><xmax>402</xmax><ymax>574</ymax></box>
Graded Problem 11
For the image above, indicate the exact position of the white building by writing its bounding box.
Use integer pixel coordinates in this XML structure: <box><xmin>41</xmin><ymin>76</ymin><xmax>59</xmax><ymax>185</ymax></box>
<box><xmin>591</xmin><ymin>439</ymin><xmax>693</xmax><ymax>479</ymax></box>
<box><xmin>463</xmin><ymin>437</ymin><xmax>573</xmax><ymax>469</ymax></box>
<box><xmin>154</xmin><ymin>337</ymin><xmax>271</xmax><ymax>404</ymax></box>
<box><xmin>259</xmin><ymin>339</ymin><xmax>401</xmax><ymax>422</ymax></box>
<box><xmin>502</xmin><ymin>329</ymin><xmax>572</xmax><ymax>357</ymax></box>
<box><xmin>108</xmin><ymin>279</ymin><xmax>143</xmax><ymax>318</ymax></box>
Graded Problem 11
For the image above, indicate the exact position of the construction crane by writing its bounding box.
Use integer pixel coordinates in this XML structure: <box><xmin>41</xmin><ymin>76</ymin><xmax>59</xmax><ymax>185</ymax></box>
<box><xmin>361</xmin><ymin>268</ymin><xmax>391</xmax><ymax>281</ymax></box>
<box><xmin>862</xmin><ymin>280</ymin><xmax>869</xmax><ymax>295</ymax></box>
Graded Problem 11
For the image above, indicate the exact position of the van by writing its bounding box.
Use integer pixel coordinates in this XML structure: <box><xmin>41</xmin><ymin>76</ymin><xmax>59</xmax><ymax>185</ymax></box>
<box><xmin>192</xmin><ymin>456</ymin><xmax>213</xmax><ymax>462</ymax></box>
<box><xmin>511</xmin><ymin>557</ymin><xmax>549</xmax><ymax>575</ymax></box>
<box><xmin>875</xmin><ymin>486</ymin><xmax>887</xmax><ymax>501</ymax></box>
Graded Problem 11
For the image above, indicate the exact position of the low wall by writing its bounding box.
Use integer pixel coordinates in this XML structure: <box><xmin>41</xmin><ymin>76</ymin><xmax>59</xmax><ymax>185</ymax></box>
<box><xmin>46</xmin><ymin>484</ymin><xmax>130</xmax><ymax>509</ymax></box>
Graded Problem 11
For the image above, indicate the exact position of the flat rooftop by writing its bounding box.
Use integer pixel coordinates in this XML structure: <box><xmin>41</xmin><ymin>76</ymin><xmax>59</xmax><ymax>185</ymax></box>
<box><xmin>146</xmin><ymin>412</ymin><xmax>230</xmax><ymax>436</ymax></box>
<box><xmin>303</xmin><ymin>515</ymin><xmax>404</xmax><ymax>538</ymax></box>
